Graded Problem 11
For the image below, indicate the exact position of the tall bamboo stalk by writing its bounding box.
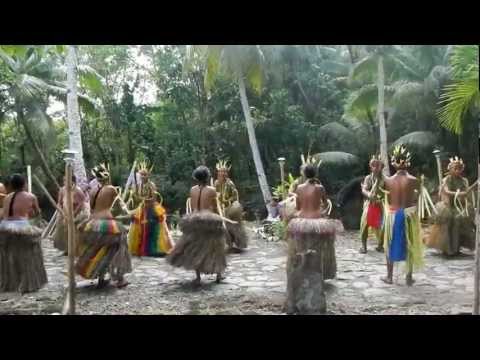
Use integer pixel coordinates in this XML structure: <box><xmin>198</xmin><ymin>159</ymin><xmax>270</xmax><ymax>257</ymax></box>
<box><xmin>62</xmin><ymin>161</ymin><xmax>76</xmax><ymax>315</ymax></box>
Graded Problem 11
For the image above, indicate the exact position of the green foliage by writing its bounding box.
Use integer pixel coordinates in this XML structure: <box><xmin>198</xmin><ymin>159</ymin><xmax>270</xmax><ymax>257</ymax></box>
<box><xmin>0</xmin><ymin>44</ymin><xmax>477</xmax><ymax>218</ymax></box>
<box><xmin>438</xmin><ymin>45</ymin><xmax>479</xmax><ymax>134</ymax></box>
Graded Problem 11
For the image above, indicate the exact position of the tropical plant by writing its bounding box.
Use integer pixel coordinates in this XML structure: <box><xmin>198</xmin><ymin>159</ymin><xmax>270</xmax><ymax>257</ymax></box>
<box><xmin>438</xmin><ymin>45</ymin><xmax>479</xmax><ymax>134</ymax></box>
<box><xmin>184</xmin><ymin>45</ymin><xmax>273</xmax><ymax>214</ymax></box>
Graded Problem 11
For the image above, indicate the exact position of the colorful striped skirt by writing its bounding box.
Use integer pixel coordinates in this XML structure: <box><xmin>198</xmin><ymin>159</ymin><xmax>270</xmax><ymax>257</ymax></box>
<box><xmin>128</xmin><ymin>203</ymin><xmax>173</xmax><ymax>257</ymax></box>
<box><xmin>76</xmin><ymin>218</ymin><xmax>132</xmax><ymax>281</ymax></box>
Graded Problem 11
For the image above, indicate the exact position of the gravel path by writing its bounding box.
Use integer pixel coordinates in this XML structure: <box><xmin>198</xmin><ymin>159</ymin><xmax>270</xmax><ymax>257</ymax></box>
<box><xmin>0</xmin><ymin>224</ymin><xmax>475</xmax><ymax>315</ymax></box>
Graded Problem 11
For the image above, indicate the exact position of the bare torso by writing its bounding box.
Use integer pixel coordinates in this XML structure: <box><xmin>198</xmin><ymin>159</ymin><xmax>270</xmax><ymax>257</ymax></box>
<box><xmin>88</xmin><ymin>184</ymin><xmax>117</xmax><ymax>219</ymax></box>
<box><xmin>384</xmin><ymin>171</ymin><xmax>419</xmax><ymax>209</ymax></box>
<box><xmin>0</xmin><ymin>183</ymin><xmax>6</xmax><ymax>208</ymax></box>
<box><xmin>190</xmin><ymin>185</ymin><xmax>217</xmax><ymax>212</ymax></box>
<box><xmin>2</xmin><ymin>191</ymin><xmax>40</xmax><ymax>220</ymax></box>
<box><xmin>295</xmin><ymin>180</ymin><xmax>326</xmax><ymax>219</ymax></box>
<box><xmin>58</xmin><ymin>186</ymin><xmax>87</xmax><ymax>215</ymax></box>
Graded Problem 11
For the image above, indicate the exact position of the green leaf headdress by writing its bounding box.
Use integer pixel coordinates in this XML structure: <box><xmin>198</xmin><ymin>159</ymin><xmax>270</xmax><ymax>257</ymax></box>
<box><xmin>91</xmin><ymin>163</ymin><xmax>110</xmax><ymax>181</ymax></box>
<box><xmin>390</xmin><ymin>144</ymin><xmax>412</xmax><ymax>168</ymax></box>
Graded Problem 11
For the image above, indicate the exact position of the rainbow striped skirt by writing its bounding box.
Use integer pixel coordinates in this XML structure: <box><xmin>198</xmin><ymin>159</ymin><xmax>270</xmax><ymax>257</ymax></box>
<box><xmin>75</xmin><ymin>218</ymin><xmax>132</xmax><ymax>281</ymax></box>
<box><xmin>128</xmin><ymin>203</ymin><xmax>173</xmax><ymax>257</ymax></box>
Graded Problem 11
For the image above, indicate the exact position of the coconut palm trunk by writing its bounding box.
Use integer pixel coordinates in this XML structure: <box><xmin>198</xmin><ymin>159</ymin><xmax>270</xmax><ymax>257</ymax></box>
<box><xmin>17</xmin><ymin>105</ymin><xmax>60</xmax><ymax>189</ymax></box>
<box><xmin>377</xmin><ymin>55</ymin><xmax>390</xmax><ymax>176</ymax></box>
<box><xmin>238</xmin><ymin>75</ymin><xmax>273</xmax><ymax>215</ymax></box>
<box><xmin>66</xmin><ymin>45</ymin><xmax>88</xmax><ymax>188</ymax></box>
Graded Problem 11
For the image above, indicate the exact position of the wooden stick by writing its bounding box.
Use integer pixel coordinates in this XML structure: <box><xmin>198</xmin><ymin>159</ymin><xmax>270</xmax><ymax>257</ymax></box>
<box><xmin>27</xmin><ymin>165</ymin><xmax>32</xmax><ymax>193</ymax></box>
<box><xmin>473</xmin><ymin>163</ymin><xmax>480</xmax><ymax>315</ymax></box>
<box><xmin>62</xmin><ymin>161</ymin><xmax>76</xmax><ymax>315</ymax></box>
<box><xmin>123</xmin><ymin>160</ymin><xmax>137</xmax><ymax>202</ymax></box>
<box><xmin>42</xmin><ymin>210</ymin><xmax>58</xmax><ymax>238</ymax></box>
<box><xmin>32</xmin><ymin>175</ymin><xmax>65</xmax><ymax>218</ymax></box>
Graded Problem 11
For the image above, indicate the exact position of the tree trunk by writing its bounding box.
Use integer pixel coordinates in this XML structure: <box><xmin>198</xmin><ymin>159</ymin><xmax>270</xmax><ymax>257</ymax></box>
<box><xmin>17</xmin><ymin>107</ymin><xmax>59</xmax><ymax>189</ymax></box>
<box><xmin>237</xmin><ymin>76</ymin><xmax>273</xmax><ymax>216</ymax></box>
<box><xmin>377</xmin><ymin>56</ymin><xmax>390</xmax><ymax>176</ymax></box>
<box><xmin>474</xmin><ymin>162</ymin><xmax>480</xmax><ymax>315</ymax></box>
<box><xmin>66</xmin><ymin>45</ymin><xmax>88</xmax><ymax>188</ymax></box>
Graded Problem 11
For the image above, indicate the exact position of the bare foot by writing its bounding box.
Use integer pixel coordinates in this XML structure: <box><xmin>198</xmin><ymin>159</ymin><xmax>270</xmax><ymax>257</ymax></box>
<box><xmin>359</xmin><ymin>247</ymin><xmax>367</xmax><ymax>254</ymax></box>
<box><xmin>380</xmin><ymin>276</ymin><xmax>393</xmax><ymax>284</ymax></box>
<box><xmin>115</xmin><ymin>279</ymin><xmax>129</xmax><ymax>289</ymax></box>
<box><xmin>96</xmin><ymin>278</ymin><xmax>110</xmax><ymax>289</ymax></box>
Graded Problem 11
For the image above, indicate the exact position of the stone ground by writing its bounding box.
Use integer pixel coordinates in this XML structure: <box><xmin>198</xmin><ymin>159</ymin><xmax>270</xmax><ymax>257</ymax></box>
<box><xmin>0</xmin><ymin>224</ymin><xmax>475</xmax><ymax>315</ymax></box>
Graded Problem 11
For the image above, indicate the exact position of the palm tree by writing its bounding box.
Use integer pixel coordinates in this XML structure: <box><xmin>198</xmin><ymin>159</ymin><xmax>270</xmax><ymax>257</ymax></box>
<box><xmin>435</xmin><ymin>45</ymin><xmax>479</xmax><ymax>315</ymax></box>
<box><xmin>0</xmin><ymin>45</ymin><xmax>102</xmax><ymax>188</ymax></box>
<box><xmin>185</xmin><ymin>45</ymin><xmax>273</xmax><ymax>214</ymax></box>
<box><xmin>66</xmin><ymin>45</ymin><xmax>87</xmax><ymax>187</ymax></box>
<box><xmin>0</xmin><ymin>45</ymin><xmax>62</xmax><ymax>187</ymax></box>
<box><xmin>437</xmin><ymin>45</ymin><xmax>479</xmax><ymax>134</ymax></box>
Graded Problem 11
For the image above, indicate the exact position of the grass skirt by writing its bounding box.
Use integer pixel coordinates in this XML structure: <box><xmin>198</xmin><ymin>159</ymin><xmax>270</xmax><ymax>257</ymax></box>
<box><xmin>128</xmin><ymin>202</ymin><xmax>173</xmax><ymax>256</ymax></box>
<box><xmin>225</xmin><ymin>201</ymin><xmax>248</xmax><ymax>249</ymax></box>
<box><xmin>426</xmin><ymin>201</ymin><xmax>475</xmax><ymax>255</ymax></box>
<box><xmin>383</xmin><ymin>206</ymin><xmax>423</xmax><ymax>271</ymax></box>
<box><xmin>0</xmin><ymin>220</ymin><xmax>48</xmax><ymax>293</ymax></box>
<box><xmin>53</xmin><ymin>207</ymin><xmax>90</xmax><ymax>254</ymax></box>
<box><xmin>167</xmin><ymin>211</ymin><xmax>227</xmax><ymax>275</ymax></box>
<box><xmin>359</xmin><ymin>200</ymin><xmax>383</xmax><ymax>243</ymax></box>
<box><xmin>76</xmin><ymin>218</ymin><xmax>132</xmax><ymax>281</ymax></box>
<box><xmin>287</xmin><ymin>218</ymin><xmax>339</xmax><ymax>280</ymax></box>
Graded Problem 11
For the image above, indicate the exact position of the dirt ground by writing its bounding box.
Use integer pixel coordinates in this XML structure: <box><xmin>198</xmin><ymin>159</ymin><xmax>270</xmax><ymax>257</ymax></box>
<box><xmin>0</xmin><ymin>223</ymin><xmax>475</xmax><ymax>315</ymax></box>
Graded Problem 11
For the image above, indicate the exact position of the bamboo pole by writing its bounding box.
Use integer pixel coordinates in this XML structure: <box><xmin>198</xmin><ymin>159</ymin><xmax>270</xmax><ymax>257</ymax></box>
<box><xmin>42</xmin><ymin>210</ymin><xmax>58</xmax><ymax>238</ymax></box>
<box><xmin>32</xmin><ymin>175</ymin><xmax>65</xmax><ymax>218</ymax></box>
<box><xmin>123</xmin><ymin>160</ymin><xmax>137</xmax><ymax>203</ymax></box>
<box><xmin>27</xmin><ymin>165</ymin><xmax>32</xmax><ymax>193</ymax></box>
<box><xmin>62</xmin><ymin>161</ymin><xmax>76</xmax><ymax>315</ymax></box>
<box><xmin>473</xmin><ymin>162</ymin><xmax>480</xmax><ymax>315</ymax></box>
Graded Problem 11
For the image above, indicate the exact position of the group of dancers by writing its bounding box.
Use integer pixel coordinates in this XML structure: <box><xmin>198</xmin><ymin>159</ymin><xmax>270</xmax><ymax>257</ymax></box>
<box><xmin>0</xmin><ymin>144</ymin><xmax>476</xmax><ymax>315</ymax></box>
<box><xmin>0</xmin><ymin>159</ymin><xmax>248</xmax><ymax>293</ymax></box>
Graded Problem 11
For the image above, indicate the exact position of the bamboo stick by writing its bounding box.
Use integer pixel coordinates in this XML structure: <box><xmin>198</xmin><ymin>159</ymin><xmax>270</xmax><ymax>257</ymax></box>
<box><xmin>32</xmin><ymin>175</ymin><xmax>65</xmax><ymax>218</ymax></box>
<box><xmin>473</xmin><ymin>163</ymin><xmax>480</xmax><ymax>315</ymax></box>
<box><xmin>27</xmin><ymin>165</ymin><xmax>32</xmax><ymax>193</ymax></box>
<box><xmin>42</xmin><ymin>210</ymin><xmax>58</xmax><ymax>238</ymax></box>
<box><xmin>62</xmin><ymin>161</ymin><xmax>76</xmax><ymax>315</ymax></box>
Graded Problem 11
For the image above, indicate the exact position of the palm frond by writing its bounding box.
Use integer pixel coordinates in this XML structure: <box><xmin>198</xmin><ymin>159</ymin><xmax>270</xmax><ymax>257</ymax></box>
<box><xmin>350</xmin><ymin>54</ymin><xmax>377</xmax><ymax>81</ymax></box>
<box><xmin>15</xmin><ymin>74</ymin><xmax>49</xmax><ymax>99</ymax></box>
<box><xmin>438</xmin><ymin>78</ymin><xmax>480</xmax><ymax>134</ymax></box>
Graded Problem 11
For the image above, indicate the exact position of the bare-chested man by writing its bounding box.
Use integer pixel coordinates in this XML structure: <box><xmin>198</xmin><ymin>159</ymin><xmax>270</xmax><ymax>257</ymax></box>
<box><xmin>285</xmin><ymin>164</ymin><xmax>341</xmax><ymax>314</ymax></box>
<box><xmin>0</xmin><ymin>178</ymin><xmax>7</xmax><ymax>219</ymax></box>
<box><xmin>427</xmin><ymin>156</ymin><xmax>475</xmax><ymax>256</ymax></box>
<box><xmin>382</xmin><ymin>145</ymin><xmax>423</xmax><ymax>286</ymax></box>
<box><xmin>359</xmin><ymin>155</ymin><xmax>385</xmax><ymax>254</ymax></box>
<box><xmin>0</xmin><ymin>174</ymin><xmax>47</xmax><ymax>293</ymax></box>
<box><xmin>167</xmin><ymin>165</ymin><xmax>227</xmax><ymax>286</ymax></box>
<box><xmin>53</xmin><ymin>175</ymin><xmax>90</xmax><ymax>254</ymax></box>
<box><xmin>75</xmin><ymin>164</ymin><xmax>131</xmax><ymax>289</ymax></box>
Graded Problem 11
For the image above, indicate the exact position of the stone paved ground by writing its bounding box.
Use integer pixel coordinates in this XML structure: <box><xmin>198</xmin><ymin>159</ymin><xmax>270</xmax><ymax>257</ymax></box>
<box><xmin>0</xmin><ymin>224</ymin><xmax>475</xmax><ymax>315</ymax></box>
